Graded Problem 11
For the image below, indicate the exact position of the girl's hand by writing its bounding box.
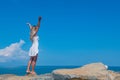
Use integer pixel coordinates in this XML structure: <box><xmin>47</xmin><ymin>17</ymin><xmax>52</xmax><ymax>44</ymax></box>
<box><xmin>38</xmin><ymin>16</ymin><xmax>42</xmax><ymax>21</ymax></box>
<box><xmin>26</xmin><ymin>23</ymin><xmax>30</xmax><ymax>25</ymax></box>
<box><xmin>27</xmin><ymin>23</ymin><xmax>32</xmax><ymax>29</ymax></box>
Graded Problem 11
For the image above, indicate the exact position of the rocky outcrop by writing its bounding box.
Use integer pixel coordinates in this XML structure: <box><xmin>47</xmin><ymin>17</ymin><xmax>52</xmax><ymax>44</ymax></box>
<box><xmin>0</xmin><ymin>74</ymin><xmax>54</xmax><ymax>80</ymax></box>
<box><xmin>0</xmin><ymin>63</ymin><xmax>120</xmax><ymax>80</ymax></box>
<box><xmin>52</xmin><ymin>63</ymin><xmax>120</xmax><ymax>80</ymax></box>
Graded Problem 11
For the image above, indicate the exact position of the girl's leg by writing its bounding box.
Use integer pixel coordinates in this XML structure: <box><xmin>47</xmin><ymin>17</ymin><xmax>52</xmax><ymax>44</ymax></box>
<box><xmin>31</xmin><ymin>54</ymin><xmax>38</xmax><ymax>74</ymax></box>
<box><xmin>26</xmin><ymin>57</ymin><xmax>33</xmax><ymax>73</ymax></box>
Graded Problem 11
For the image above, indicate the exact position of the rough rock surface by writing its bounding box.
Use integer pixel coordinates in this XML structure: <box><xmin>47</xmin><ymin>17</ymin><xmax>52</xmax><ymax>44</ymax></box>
<box><xmin>52</xmin><ymin>63</ymin><xmax>120</xmax><ymax>80</ymax></box>
<box><xmin>0</xmin><ymin>74</ymin><xmax>54</xmax><ymax>80</ymax></box>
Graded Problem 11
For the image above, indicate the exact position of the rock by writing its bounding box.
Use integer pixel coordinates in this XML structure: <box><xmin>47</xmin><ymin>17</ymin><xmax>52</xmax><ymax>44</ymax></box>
<box><xmin>52</xmin><ymin>62</ymin><xmax>120</xmax><ymax>80</ymax></box>
<box><xmin>0</xmin><ymin>73</ymin><xmax>54</xmax><ymax>80</ymax></box>
<box><xmin>114</xmin><ymin>76</ymin><xmax>120</xmax><ymax>80</ymax></box>
<box><xmin>0</xmin><ymin>74</ymin><xmax>16</xmax><ymax>80</ymax></box>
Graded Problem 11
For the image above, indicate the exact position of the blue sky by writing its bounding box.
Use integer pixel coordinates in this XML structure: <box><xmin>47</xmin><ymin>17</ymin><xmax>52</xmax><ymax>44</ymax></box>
<box><xmin>0</xmin><ymin>0</ymin><xmax>120</xmax><ymax>66</ymax></box>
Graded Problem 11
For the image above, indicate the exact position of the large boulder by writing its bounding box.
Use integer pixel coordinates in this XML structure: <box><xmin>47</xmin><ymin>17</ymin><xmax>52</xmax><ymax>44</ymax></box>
<box><xmin>52</xmin><ymin>63</ymin><xmax>120</xmax><ymax>80</ymax></box>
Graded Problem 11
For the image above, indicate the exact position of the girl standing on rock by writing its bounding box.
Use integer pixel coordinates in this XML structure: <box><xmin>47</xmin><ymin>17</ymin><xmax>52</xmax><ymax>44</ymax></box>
<box><xmin>26</xmin><ymin>16</ymin><xmax>42</xmax><ymax>75</ymax></box>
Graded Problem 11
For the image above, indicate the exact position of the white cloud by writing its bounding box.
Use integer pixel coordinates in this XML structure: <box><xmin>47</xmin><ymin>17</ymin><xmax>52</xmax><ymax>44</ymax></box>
<box><xmin>0</xmin><ymin>40</ymin><xmax>28</xmax><ymax>62</ymax></box>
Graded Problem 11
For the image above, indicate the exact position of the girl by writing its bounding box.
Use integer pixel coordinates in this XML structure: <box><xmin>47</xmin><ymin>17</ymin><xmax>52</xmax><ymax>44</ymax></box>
<box><xmin>26</xmin><ymin>16</ymin><xmax>42</xmax><ymax>75</ymax></box>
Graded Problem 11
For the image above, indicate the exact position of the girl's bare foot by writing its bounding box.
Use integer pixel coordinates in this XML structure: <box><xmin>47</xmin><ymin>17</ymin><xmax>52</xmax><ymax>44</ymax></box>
<box><xmin>26</xmin><ymin>70</ymin><xmax>31</xmax><ymax>73</ymax></box>
<box><xmin>30</xmin><ymin>71</ymin><xmax>37</xmax><ymax>75</ymax></box>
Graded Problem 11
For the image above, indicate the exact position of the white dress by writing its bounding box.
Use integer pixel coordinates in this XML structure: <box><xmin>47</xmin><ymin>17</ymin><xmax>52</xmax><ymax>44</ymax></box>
<box><xmin>29</xmin><ymin>36</ymin><xmax>39</xmax><ymax>56</ymax></box>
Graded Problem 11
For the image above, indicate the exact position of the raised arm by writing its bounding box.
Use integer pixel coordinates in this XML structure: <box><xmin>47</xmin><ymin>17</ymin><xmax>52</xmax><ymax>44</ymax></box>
<box><xmin>26</xmin><ymin>23</ymin><xmax>32</xmax><ymax>30</ymax></box>
<box><xmin>35</xmin><ymin>16</ymin><xmax>42</xmax><ymax>33</ymax></box>
<box><xmin>36</xmin><ymin>16</ymin><xmax>42</xmax><ymax>29</ymax></box>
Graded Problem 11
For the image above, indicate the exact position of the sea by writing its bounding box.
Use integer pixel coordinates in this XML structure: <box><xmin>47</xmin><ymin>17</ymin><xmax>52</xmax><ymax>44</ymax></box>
<box><xmin>0</xmin><ymin>66</ymin><xmax>120</xmax><ymax>76</ymax></box>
